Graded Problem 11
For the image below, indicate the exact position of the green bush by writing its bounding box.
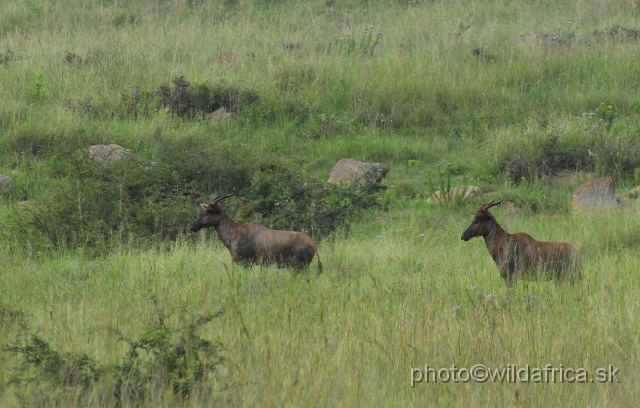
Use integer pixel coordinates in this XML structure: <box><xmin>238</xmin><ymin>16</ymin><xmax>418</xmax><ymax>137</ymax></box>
<box><xmin>2</xmin><ymin>134</ymin><xmax>254</xmax><ymax>254</ymax></box>
<box><xmin>241</xmin><ymin>164</ymin><xmax>385</xmax><ymax>238</ymax></box>
<box><xmin>2</xmin><ymin>133</ymin><xmax>383</xmax><ymax>254</ymax></box>
<box><xmin>155</xmin><ymin>76</ymin><xmax>259</xmax><ymax>120</ymax></box>
<box><xmin>498</xmin><ymin>128</ymin><xmax>589</xmax><ymax>182</ymax></box>
<box><xmin>497</xmin><ymin>115</ymin><xmax>640</xmax><ymax>183</ymax></box>
<box><xmin>5</xmin><ymin>302</ymin><xmax>225</xmax><ymax>405</ymax></box>
<box><xmin>62</xmin><ymin>75</ymin><xmax>260</xmax><ymax>120</ymax></box>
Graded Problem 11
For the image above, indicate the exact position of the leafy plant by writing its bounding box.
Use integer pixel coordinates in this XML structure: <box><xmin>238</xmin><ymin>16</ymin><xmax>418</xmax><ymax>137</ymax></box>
<box><xmin>596</xmin><ymin>102</ymin><xmax>618</xmax><ymax>131</ymax></box>
<box><xmin>427</xmin><ymin>163</ymin><xmax>474</xmax><ymax>208</ymax></box>
<box><xmin>110</xmin><ymin>299</ymin><xmax>225</xmax><ymax>403</ymax></box>
<box><xmin>6</xmin><ymin>335</ymin><xmax>103</xmax><ymax>402</ymax></box>
<box><xmin>155</xmin><ymin>75</ymin><xmax>258</xmax><ymax>120</ymax></box>
<box><xmin>5</xmin><ymin>302</ymin><xmax>226</xmax><ymax>405</ymax></box>
<box><xmin>243</xmin><ymin>164</ymin><xmax>384</xmax><ymax>238</ymax></box>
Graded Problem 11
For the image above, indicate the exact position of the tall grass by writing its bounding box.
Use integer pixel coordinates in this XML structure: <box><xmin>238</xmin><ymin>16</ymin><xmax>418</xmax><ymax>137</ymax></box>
<box><xmin>2</xmin><ymin>206</ymin><xmax>639</xmax><ymax>405</ymax></box>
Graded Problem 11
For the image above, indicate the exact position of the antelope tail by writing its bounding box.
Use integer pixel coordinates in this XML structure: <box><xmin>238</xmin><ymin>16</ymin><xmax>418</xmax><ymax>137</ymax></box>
<box><xmin>316</xmin><ymin>250</ymin><xmax>323</xmax><ymax>275</ymax></box>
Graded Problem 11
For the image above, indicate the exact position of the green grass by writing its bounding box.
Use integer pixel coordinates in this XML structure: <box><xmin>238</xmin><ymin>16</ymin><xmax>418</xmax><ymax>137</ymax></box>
<box><xmin>2</xmin><ymin>205</ymin><xmax>639</xmax><ymax>406</ymax></box>
<box><xmin>1</xmin><ymin>0</ymin><xmax>640</xmax><ymax>405</ymax></box>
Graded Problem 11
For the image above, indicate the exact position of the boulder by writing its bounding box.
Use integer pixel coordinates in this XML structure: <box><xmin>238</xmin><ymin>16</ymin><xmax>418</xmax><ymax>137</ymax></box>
<box><xmin>88</xmin><ymin>144</ymin><xmax>132</xmax><ymax>163</ymax></box>
<box><xmin>572</xmin><ymin>177</ymin><xmax>622</xmax><ymax>212</ymax></box>
<box><xmin>0</xmin><ymin>174</ymin><xmax>14</xmax><ymax>192</ymax></box>
<box><xmin>328</xmin><ymin>159</ymin><xmax>389</xmax><ymax>185</ymax></box>
<box><xmin>205</xmin><ymin>107</ymin><xmax>234</xmax><ymax>123</ymax></box>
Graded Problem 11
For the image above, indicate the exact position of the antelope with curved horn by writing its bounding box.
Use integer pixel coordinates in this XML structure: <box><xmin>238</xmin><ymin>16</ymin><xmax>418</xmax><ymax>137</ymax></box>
<box><xmin>191</xmin><ymin>194</ymin><xmax>321</xmax><ymax>273</ymax></box>
<box><xmin>461</xmin><ymin>200</ymin><xmax>580</xmax><ymax>288</ymax></box>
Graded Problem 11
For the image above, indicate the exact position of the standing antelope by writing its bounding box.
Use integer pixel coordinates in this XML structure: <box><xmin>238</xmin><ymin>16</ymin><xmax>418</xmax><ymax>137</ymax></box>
<box><xmin>461</xmin><ymin>201</ymin><xmax>580</xmax><ymax>288</ymax></box>
<box><xmin>191</xmin><ymin>194</ymin><xmax>322</xmax><ymax>273</ymax></box>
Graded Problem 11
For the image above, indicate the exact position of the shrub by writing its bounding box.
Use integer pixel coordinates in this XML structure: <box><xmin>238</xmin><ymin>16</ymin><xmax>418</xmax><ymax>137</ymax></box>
<box><xmin>241</xmin><ymin>164</ymin><xmax>385</xmax><ymax>238</ymax></box>
<box><xmin>3</xmin><ymin>133</ymin><xmax>383</xmax><ymax>254</ymax></box>
<box><xmin>5</xmin><ymin>335</ymin><xmax>103</xmax><ymax>402</ymax></box>
<box><xmin>110</xmin><ymin>301</ymin><xmax>225</xmax><ymax>402</ymax></box>
<box><xmin>3</xmin><ymin>134</ymin><xmax>254</xmax><ymax>254</ymax></box>
<box><xmin>587</xmin><ymin>109</ymin><xmax>639</xmax><ymax>179</ymax></box>
<box><xmin>497</xmin><ymin>114</ymin><xmax>640</xmax><ymax>183</ymax></box>
<box><xmin>155</xmin><ymin>75</ymin><xmax>259</xmax><ymax>120</ymax></box>
<box><xmin>5</xmin><ymin>303</ymin><xmax>226</xmax><ymax>405</ymax></box>
<box><xmin>62</xmin><ymin>76</ymin><xmax>259</xmax><ymax>120</ymax></box>
<box><xmin>498</xmin><ymin>129</ymin><xmax>590</xmax><ymax>182</ymax></box>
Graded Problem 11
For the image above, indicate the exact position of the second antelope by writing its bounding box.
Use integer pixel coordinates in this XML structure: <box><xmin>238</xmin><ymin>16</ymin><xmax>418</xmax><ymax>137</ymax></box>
<box><xmin>191</xmin><ymin>194</ymin><xmax>321</xmax><ymax>273</ymax></box>
<box><xmin>461</xmin><ymin>201</ymin><xmax>580</xmax><ymax>288</ymax></box>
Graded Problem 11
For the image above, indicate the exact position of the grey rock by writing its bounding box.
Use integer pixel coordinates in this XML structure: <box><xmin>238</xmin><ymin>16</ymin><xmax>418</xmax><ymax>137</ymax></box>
<box><xmin>572</xmin><ymin>177</ymin><xmax>622</xmax><ymax>212</ymax></box>
<box><xmin>328</xmin><ymin>159</ymin><xmax>389</xmax><ymax>185</ymax></box>
<box><xmin>0</xmin><ymin>174</ymin><xmax>14</xmax><ymax>192</ymax></box>
<box><xmin>88</xmin><ymin>144</ymin><xmax>132</xmax><ymax>163</ymax></box>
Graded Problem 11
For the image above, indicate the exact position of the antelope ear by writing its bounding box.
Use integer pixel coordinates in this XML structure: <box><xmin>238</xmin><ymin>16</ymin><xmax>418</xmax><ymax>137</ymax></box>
<box><xmin>469</xmin><ymin>210</ymin><xmax>477</xmax><ymax>215</ymax></box>
<box><xmin>200</xmin><ymin>203</ymin><xmax>208</xmax><ymax>210</ymax></box>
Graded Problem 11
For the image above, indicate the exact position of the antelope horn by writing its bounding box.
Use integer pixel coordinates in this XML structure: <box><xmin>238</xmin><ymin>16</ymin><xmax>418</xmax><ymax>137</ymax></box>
<box><xmin>480</xmin><ymin>200</ymin><xmax>502</xmax><ymax>211</ymax></box>
<box><xmin>210</xmin><ymin>193</ymin><xmax>234</xmax><ymax>206</ymax></box>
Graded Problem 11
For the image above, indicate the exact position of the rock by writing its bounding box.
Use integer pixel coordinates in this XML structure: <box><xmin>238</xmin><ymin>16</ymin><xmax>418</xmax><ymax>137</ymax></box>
<box><xmin>432</xmin><ymin>186</ymin><xmax>480</xmax><ymax>205</ymax></box>
<box><xmin>88</xmin><ymin>144</ymin><xmax>132</xmax><ymax>163</ymax></box>
<box><xmin>0</xmin><ymin>174</ymin><xmax>14</xmax><ymax>192</ymax></box>
<box><xmin>328</xmin><ymin>159</ymin><xmax>389</xmax><ymax>185</ymax></box>
<box><xmin>572</xmin><ymin>177</ymin><xmax>622</xmax><ymax>212</ymax></box>
<box><xmin>205</xmin><ymin>107</ymin><xmax>234</xmax><ymax>123</ymax></box>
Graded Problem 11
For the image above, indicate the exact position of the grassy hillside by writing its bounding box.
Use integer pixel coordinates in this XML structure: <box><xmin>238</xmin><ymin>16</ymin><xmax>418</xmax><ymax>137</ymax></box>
<box><xmin>1</xmin><ymin>0</ymin><xmax>640</xmax><ymax>406</ymax></box>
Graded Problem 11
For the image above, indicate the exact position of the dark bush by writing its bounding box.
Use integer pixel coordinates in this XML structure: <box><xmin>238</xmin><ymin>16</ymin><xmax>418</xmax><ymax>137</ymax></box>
<box><xmin>498</xmin><ymin>117</ymin><xmax>640</xmax><ymax>183</ymax></box>
<box><xmin>0</xmin><ymin>46</ymin><xmax>19</xmax><ymax>65</ymax></box>
<box><xmin>1</xmin><ymin>127</ymin><xmax>93</xmax><ymax>158</ymax></box>
<box><xmin>6</xmin><ymin>335</ymin><xmax>103</xmax><ymax>398</ymax></box>
<box><xmin>62</xmin><ymin>75</ymin><xmax>259</xmax><ymax>120</ymax></box>
<box><xmin>110</xmin><ymin>301</ymin><xmax>225</xmax><ymax>403</ymax></box>
<box><xmin>18</xmin><ymin>138</ymin><xmax>251</xmax><ymax>252</ymax></box>
<box><xmin>498</xmin><ymin>131</ymin><xmax>590</xmax><ymax>182</ymax></box>
<box><xmin>5</xmin><ymin>304</ymin><xmax>225</xmax><ymax>405</ymax></box>
<box><xmin>155</xmin><ymin>75</ymin><xmax>259</xmax><ymax>120</ymax></box>
<box><xmin>242</xmin><ymin>164</ymin><xmax>384</xmax><ymax>238</ymax></box>
<box><xmin>4</xmin><ymin>131</ymin><xmax>382</xmax><ymax>254</ymax></box>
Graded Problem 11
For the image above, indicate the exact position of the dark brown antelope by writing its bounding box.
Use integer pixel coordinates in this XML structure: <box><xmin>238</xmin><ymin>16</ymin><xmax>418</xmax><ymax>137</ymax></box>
<box><xmin>461</xmin><ymin>200</ymin><xmax>580</xmax><ymax>288</ymax></box>
<box><xmin>191</xmin><ymin>194</ymin><xmax>321</xmax><ymax>273</ymax></box>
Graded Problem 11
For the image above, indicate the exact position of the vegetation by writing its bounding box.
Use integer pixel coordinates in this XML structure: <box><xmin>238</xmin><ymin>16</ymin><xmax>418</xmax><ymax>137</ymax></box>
<box><xmin>1</xmin><ymin>0</ymin><xmax>639</xmax><ymax>405</ymax></box>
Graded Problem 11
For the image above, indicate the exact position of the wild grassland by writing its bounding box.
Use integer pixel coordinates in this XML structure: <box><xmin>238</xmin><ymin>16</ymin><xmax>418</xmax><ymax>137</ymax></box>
<box><xmin>1</xmin><ymin>0</ymin><xmax>640</xmax><ymax>406</ymax></box>
<box><xmin>1</xmin><ymin>206</ymin><xmax>639</xmax><ymax>406</ymax></box>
